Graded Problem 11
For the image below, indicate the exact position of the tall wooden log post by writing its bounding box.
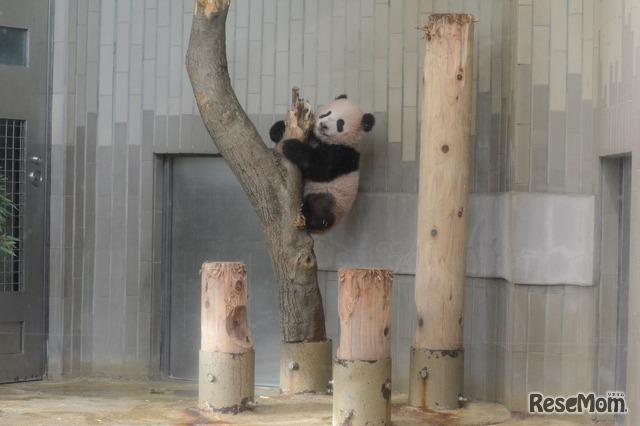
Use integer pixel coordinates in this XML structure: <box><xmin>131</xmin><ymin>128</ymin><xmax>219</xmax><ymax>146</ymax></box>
<box><xmin>410</xmin><ymin>14</ymin><xmax>474</xmax><ymax>411</ymax></box>
<box><xmin>333</xmin><ymin>268</ymin><xmax>393</xmax><ymax>426</ymax></box>
<box><xmin>199</xmin><ymin>262</ymin><xmax>254</xmax><ymax>413</ymax></box>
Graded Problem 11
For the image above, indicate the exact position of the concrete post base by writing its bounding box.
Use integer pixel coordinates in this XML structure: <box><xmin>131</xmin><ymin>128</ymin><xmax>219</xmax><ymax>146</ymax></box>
<box><xmin>280</xmin><ymin>340</ymin><xmax>332</xmax><ymax>394</ymax></box>
<box><xmin>409</xmin><ymin>347</ymin><xmax>464</xmax><ymax>410</ymax></box>
<box><xmin>332</xmin><ymin>358</ymin><xmax>392</xmax><ymax>426</ymax></box>
<box><xmin>198</xmin><ymin>350</ymin><xmax>255</xmax><ymax>413</ymax></box>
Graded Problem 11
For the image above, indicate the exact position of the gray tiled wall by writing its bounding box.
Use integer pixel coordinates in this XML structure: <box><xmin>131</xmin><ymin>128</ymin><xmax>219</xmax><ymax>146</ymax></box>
<box><xmin>48</xmin><ymin>0</ymin><xmax>640</xmax><ymax>417</ymax></box>
<box><xmin>510</xmin><ymin>0</ymin><xmax>596</xmax><ymax>195</ymax></box>
<box><xmin>50</xmin><ymin>0</ymin><xmax>511</xmax><ymax>378</ymax></box>
<box><xmin>596</xmin><ymin>1</ymin><xmax>640</xmax><ymax>421</ymax></box>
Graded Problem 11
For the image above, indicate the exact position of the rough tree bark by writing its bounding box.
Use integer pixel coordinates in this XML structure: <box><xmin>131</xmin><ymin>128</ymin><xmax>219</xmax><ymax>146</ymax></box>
<box><xmin>186</xmin><ymin>0</ymin><xmax>326</xmax><ymax>343</ymax></box>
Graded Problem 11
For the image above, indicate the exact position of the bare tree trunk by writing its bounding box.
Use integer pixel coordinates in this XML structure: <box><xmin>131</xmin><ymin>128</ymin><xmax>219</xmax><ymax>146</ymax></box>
<box><xmin>186</xmin><ymin>0</ymin><xmax>326</xmax><ymax>343</ymax></box>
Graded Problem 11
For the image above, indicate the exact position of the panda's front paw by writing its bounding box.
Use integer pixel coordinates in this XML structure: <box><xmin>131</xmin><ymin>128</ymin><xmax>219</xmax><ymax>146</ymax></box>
<box><xmin>282</xmin><ymin>139</ymin><xmax>307</xmax><ymax>165</ymax></box>
<box><xmin>269</xmin><ymin>120</ymin><xmax>286</xmax><ymax>143</ymax></box>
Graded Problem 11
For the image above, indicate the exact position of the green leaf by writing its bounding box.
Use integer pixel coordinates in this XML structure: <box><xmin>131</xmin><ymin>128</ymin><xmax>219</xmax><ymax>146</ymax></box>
<box><xmin>0</xmin><ymin>174</ymin><xmax>19</xmax><ymax>257</ymax></box>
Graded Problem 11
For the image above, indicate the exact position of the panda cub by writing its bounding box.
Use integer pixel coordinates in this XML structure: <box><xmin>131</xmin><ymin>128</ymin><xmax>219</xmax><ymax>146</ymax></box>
<box><xmin>270</xmin><ymin>95</ymin><xmax>375</xmax><ymax>233</ymax></box>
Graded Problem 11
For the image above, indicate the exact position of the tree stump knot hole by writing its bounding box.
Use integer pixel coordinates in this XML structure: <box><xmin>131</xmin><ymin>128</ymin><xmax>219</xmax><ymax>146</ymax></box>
<box><xmin>298</xmin><ymin>252</ymin><xmax>316</xmax><ymax>270</ymax></box>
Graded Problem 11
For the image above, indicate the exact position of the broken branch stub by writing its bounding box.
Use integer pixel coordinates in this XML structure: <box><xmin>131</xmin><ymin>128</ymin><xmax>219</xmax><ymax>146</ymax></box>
<box><xmin>281</xmin><ymin>87</ymin><xmax>315</xmax><ymax>143</ymax></box>
<box><xmin>195</xmin><ymin>0</ymin><xmax>230</xmax><ymax>19</ymax></box>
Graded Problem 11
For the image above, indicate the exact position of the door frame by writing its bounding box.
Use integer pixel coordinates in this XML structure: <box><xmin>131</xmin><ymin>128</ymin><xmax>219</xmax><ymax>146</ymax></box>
<box><xmin>0</xmin><ymin>0</ymin><xmax>52</xmax><ymax>382</ymax></box>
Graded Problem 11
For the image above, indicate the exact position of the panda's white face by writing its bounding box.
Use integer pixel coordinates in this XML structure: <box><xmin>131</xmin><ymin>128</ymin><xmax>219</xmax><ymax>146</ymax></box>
<box><xmin>314</xmin><ymin>99</ymin><xmax>366</xmax><ymax>149</ymax></box>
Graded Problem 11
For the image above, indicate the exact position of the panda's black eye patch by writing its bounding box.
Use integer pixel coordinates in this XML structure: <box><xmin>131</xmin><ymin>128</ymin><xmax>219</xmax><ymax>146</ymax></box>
<box><xmin>337</xmin><ymin>119</ymin><xmax>345</xmax><ymax>132</ymax></box>
<box><xmin>319</xmin><ymin>111</ymin><xmax>332</xmax><ymax>119</ymax></box>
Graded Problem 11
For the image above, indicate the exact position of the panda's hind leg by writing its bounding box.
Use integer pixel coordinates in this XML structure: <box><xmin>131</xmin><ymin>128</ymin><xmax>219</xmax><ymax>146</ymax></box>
<box><xmin>302</xmin><ymin>193</ymin><xmax>336</xmax><ymax>232</ymax></box>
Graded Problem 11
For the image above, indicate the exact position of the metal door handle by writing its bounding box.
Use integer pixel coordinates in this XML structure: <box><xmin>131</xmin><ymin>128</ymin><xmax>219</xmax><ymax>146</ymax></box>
<box><xmin>29</xmin><ymin>156</ymin><xmax>43</xmax><ymax>165</ymax></box>
<box><xmin>29</xmin><ymin>171</ymin><xmax>43</xmax><ymax>186</ymax></box>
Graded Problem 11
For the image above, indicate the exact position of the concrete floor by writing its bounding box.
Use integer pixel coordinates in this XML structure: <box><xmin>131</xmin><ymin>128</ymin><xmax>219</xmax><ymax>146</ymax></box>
<box><xmin>0</xmin><ymin>379</ymin><xmax>611</xmax><ymax>425</ymax></box>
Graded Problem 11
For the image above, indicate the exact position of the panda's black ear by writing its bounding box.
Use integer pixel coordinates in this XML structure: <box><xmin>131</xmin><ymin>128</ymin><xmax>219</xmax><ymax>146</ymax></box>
<box><xmin>336</xmin><ymin>94</ymin><xmax>348</xmax><ymax>100</ymax></box>
<box><xmin>362</xmin><ymin>113</ymin><xmax>375</xmax><ymax>132</ymax></box>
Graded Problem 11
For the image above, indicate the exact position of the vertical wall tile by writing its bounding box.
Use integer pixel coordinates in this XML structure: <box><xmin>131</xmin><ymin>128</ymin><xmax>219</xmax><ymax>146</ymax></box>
<box><xmin>582</xmin><ymin>39</ymin><xmax>594</xmax><ymax>102</ymax></box>
<box><xmin>402</xmin><ymin>107</ymin><xmax>417</xmax><ymax>162</ymax></box>
<box><xmin>550</xmin><ymin>0</ymin><xmax>567</xmax><ymax>52</ymax></box>
<box><xmin>387</xmin><ymin>142</ymin><xmax>402</xmax><ymax>192</ymax></box>
<box><xmin>566</xmin><ymin>74</ymin><xmax>582</xmax><ymax>134</ymax></box>
<box><xmin>401</xmin><ymin>161</ymin><xmax>417</xmax><ymax>193</ymax></box>
<box><xmin>532</xmin><ymin>26</ymin><xmax>549</xmax><ymax>86</ymax></box>
<box><xmin>528</xmin><ymin>291</ymin><xmax>546</xmax><ymax>353</ymax></box>
<box><xmin>513</xmin><ymin>290</ymin><xmax>528</xmax><ymax>352</ymax></box>
<box><xmin>514</xmin><ymin>123</ymin><xmax>530</xmax><ymax>189</ymax></box>
<box><xmin>544</xmin><ymin>353</ymin><xmax>563</xmax><ymax>394</ymax></box>
<box><xmin>545</xmin><ymin>292</ymin><xmax>563</xmax><ymax>354</ymax></box>
<box><xmin>528</xmin><ymin>352</ymin><xmax>545</xmax><ymax>395</ymax></box>
<box><xmin>478</xmin><ymin>35</ymin><xmax>492</xmax><ymax>93</ymax></box>
<box><xmin>580</xmin><ymin>101</ymin><xmax>595</xmax><ymax>192</ymax></box>
<box><xmin>565</xmin><ymin>133</ymin><xmax>582</xmax><ymax>193</ymax></box>
<box><xmin>533</xmin><ymin>0</ymin><xmax>550</xmax><ymax>25</ymax></box>
<box><xmin>548</xmin><ymin>111</ymin><xmax>566</xmax><ymax>192</ymax></box>
<box><xmin>374</xmin><ymin>2</ymin><xmax>389</xmax><ymax>110</ymax></box>
<box><xmin>550</xmin><ymin>53</ymin><xmax>568</xmax><ymax>111</ymax></box>
<box><xmin>388</xmin><ymin>34</ymin><xmax>403</xmax><ymax>88</ymax></box>
<box><xmin>515</xmin><ymin>64</ymin><xmax>532</xmax><ymax>121</ymax></box>
<box><xmin>516</xmin><ymin>5</ymin><xmax>532</xmax><ymax>65</ymax></box>
<box><xmin>388</xmin><ymin>88</ymin><xmax>402</xmax><ymax>142</ymax></box>
<box><xmin>567</xmin><ymin>13</ymin><xmax>582</xmax><ymax>75</ymax></box>
<box><xmin>511</xmin><ymin>352</ymin><xmax>527</xmax><ymax>411</ymax></box>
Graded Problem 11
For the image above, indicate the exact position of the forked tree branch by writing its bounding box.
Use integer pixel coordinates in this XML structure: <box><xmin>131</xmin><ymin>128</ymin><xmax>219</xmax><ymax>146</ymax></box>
<box><xmin>186</xmin><ymin>0</ymin><xmax>326</xmax><ymax>343</ymax></box>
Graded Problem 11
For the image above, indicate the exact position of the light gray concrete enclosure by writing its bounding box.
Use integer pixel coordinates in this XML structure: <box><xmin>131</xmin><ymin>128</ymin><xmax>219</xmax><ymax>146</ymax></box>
<box><xmin>40</xmin><ymin>0</ymin><xmax>640</xmax><ymax>420</ymax></box>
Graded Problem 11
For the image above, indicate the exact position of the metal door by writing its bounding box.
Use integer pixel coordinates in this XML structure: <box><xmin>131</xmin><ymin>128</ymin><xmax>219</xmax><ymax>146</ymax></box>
<box><xmin>0</xmin><ymin>1</ymin><xmax>50</xmax><ymax>383</ymax></box>
<box><xmin>166</xmin><ymin>156</ymin><xmax>281</xmax><ymax>385</ymax></box>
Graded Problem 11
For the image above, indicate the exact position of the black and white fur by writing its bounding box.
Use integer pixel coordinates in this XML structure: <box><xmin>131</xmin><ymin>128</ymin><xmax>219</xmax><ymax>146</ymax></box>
<box><xmin>270</xmin><ymin>95</ymin><xmax>375</xmax><ymax>233</ymax></box>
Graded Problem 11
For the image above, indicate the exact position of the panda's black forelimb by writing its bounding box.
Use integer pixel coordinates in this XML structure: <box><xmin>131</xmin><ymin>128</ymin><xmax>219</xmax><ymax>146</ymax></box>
<box><xmin>302</xmin><ymin>193</ymin><xmax>336</xmax><ymax>232</ymax></box>
<box><xmin>269</xmin><ymin>120</ymin><xmax>286</xmax><ymax>143</ymax></box>
<box><xmin>282</xmin><ymin>139</ymin><xmax>359</xmax><ymax>182</ymax></box>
